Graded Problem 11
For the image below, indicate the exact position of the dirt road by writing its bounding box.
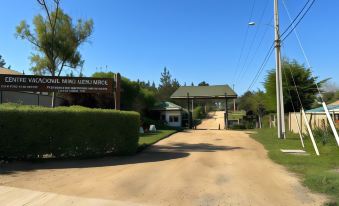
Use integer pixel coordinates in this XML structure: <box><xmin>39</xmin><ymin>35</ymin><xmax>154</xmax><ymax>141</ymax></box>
<box><xmin>0</xmin><ymin>112</ymin><xmax>326</xmax><ymax>205</ymax></box>
<box><xmin>197</xmin><ymin>111</ymin><xmax>226</xmax><ymax>129</ymax></box>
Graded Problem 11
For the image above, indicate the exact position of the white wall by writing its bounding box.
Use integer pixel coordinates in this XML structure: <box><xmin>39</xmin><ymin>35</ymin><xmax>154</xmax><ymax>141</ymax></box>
<box><xmin>161</xmin><ymin>110</ymin><xmax>182</xmax><ymax>127</ymax></box>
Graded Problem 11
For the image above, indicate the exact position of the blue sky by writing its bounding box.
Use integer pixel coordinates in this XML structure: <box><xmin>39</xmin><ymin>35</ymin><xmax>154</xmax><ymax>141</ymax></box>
<box><xmin>0</xmin><ymin>0</ymin><xmax>338</xmax><ymax>95</ymax></box>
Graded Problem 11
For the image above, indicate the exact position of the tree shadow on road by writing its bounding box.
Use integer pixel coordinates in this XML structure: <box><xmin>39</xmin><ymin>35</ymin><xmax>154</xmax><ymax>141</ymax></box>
<box><xmin>152</xmin><ymin>143</ymin><xmax>242</xmax><ymax>153</ymax></box>
<box><xmin>0</xmin><ymin>143</ymin><xmax>241</xmax><ymax>174</ymax></box>
<box><xmin>0</xmin><ymin>150</ymin><xmax>189</xmax><ymax>174</ymax></box>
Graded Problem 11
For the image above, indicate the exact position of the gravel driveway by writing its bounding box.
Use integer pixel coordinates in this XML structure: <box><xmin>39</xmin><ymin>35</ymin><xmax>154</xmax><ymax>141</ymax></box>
<box><xmin>0</xmin><ymin>112</ymin><xmax>326</xmax><ymax>205</ymax></box>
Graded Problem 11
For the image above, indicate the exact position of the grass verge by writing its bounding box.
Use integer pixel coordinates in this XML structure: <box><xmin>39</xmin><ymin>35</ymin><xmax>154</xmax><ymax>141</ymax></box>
<box><xmin>251</xmin><ymin>128</ymin><xmax>339</xmax><ymax>205</ymax></box>
<box><xmin>138</xmin><ymin>130</ymin><xmax>177</xmax><ymax>151</ymax></box>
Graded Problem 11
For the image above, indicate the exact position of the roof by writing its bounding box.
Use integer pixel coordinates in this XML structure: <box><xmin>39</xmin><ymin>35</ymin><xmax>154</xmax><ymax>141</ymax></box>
<box><xmin>306</xmin><ymin>104</ymin><xmax>339</xmax><ymax>113</ymax></box>
<box><xmin>171</xmin><ymin>85</ymin><xmax>237</xmax><ymax>99</ymax></box>
<box><xmin>151</xmin><ymin>101</ymin><xmax>183</xmax><ymax>111</ymax></box>
<box><xmin>0</xmin><ymin>67</ymin><xmax>22</xmax><ymax>75</ymax></box>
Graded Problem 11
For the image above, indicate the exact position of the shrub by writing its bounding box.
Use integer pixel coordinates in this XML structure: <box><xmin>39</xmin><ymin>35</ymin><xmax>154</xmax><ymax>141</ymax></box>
<box><xmin>304</xmin><ymin>126</ymin><xmax>339</xmax><ymax>146</ymax></box>
<box><xmin>0</xmin><ymin>104</ymin><xmax>140</xmax><ymax>160</ymax></box>
<box><xmin>141</xmin><ymin>117</ymin><xmax>174</xmax><ymax>130</ymax></box>
<box><xmin>193</xmin><ymin>106</ymin><xmax>206</xmax><ymax>120</ymax></box>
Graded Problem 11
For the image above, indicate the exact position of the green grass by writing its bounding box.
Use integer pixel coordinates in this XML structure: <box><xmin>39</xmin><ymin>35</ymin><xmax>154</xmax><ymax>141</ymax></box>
<box><xmin>251</xmin><ymin>128</ymin><xmax>339</xmax><ymax>205</ymax></box>
<box><xmin>138</xmin><ymin>130</ymin><xmax>177</xmax><ymax>150</ymax></box>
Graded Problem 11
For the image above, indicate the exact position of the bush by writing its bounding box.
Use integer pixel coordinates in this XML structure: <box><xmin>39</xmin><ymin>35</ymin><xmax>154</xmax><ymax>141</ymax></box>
<box><xmin>0</xmin><ymin>104</ymin><xmax>140</xmax><ymax>160</ymax></box>
<box><xmin>305</xmin><ymin>126</ymin><xmax>339</xmax><ymax>146</ymax></box>
<box><xmin>229</xmin><ymin>120</ymin><xmax>255</xmax><ymax>130</ymax></box>
<box><xmin>141</xmin><ymin>117</ymin><xmax>174</xmax><ymax>130</ymax></box>
<box><xmin>193</xmin><ymin>106</ymin><xmax>206</xmax><ymax>120</ymax></box>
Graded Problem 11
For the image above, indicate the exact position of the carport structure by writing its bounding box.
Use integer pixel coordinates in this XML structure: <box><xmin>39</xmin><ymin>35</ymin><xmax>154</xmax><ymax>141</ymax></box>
<box><xmin>170</xmin><ymin>85</ymin><xmax>237</xmax><ymax>129</ymax></box>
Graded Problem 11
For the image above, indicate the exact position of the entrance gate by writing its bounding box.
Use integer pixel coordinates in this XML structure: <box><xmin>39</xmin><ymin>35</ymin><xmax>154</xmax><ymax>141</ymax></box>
<box><xmin>171</xmin><ymin>85</ymin><xmax>237</xmax><ymax>129</ymax></box>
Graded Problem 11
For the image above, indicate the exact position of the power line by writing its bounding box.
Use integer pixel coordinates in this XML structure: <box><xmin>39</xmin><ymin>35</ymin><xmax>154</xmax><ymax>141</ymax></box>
<box><xmin>246</xmin><ymin>0</ymin><xmax>316</xmax><ymax>93</ymax></box>
<box><xmin>281</xmin><ymin>0</ymin><xmax>316</xmax><ymax>42</ymax></box>
<box><xmin>280</xmin><ymin>0</ymin><xmax>312</xmax><ymax>37</ymax></box>
<box><xmin>235</xmin><ymin>0</ymin><xmax>270</xmax><ymax>85</ymax></box>
<box><xmin>233</xmin><ymin>0</ymin><xmax>256</xmax><ymax>85</ymax></box>
<box><xmin>281</xmin><ymin>57</ymin><xmax>305</xmax><ymax>147</ymax></box>
<box><xmin>281</xmin><ymin>0</ymin><xmax>322</xmax><ymax>98</ymax></box>
<box><xmin>247</xmin><ymin>42</ymin><xmax>275</xmax><ymax>91</ymax></box>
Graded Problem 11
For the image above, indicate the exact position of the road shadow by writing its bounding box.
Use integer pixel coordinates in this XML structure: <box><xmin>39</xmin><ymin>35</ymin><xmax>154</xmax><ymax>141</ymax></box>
<box><xmin>0</xmin><ymin>150</ymin><xmax>189</xmax><ymax>174</ymax></box>
<box><xmin>0</xmin><ymin>142</ymin><xmax>241</xmax><ymax>174</ymax></box>
<box><xmin>151</xmin><ymin>143</ymin><xmax>242</xmax><ymax>153</ymax></box>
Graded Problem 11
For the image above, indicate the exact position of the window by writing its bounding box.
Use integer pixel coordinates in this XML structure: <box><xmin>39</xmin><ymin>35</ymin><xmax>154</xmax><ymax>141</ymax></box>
<box><xmin>169</xmin><ymin>115</ymin><xmax>179</xmax><ymax>123</ymax></box>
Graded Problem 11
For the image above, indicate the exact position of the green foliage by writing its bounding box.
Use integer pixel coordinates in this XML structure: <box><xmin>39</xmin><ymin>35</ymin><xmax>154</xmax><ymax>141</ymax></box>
<box><xmin>304</xmin><ymin>126</ymin><xmax>339</xmax><ymax>146</ymax></box>
<box><xmin>322</xmin><ymin>91</ymin><xmax>339</xmax><ymax>105</ymax></box>
<box><xmin>157</xmin><ymin>67</ymin><xmax>180</xmax><ymax>101</ymax></box>
<box><xmin>230</xmin><ymin>120</ymin><xmax>255</xmax><ymax>130</ymax></box>
<box><xmin>15</xmin><ymin>2</ymin><xmax>93</xmax><ymax>76</ymax></box>
<box><xmin>92</xmin><ymin>71</ymin><xmax>115</xmax><ymax>78</ymax></box>
<box><xmin>238</xmin><ymin>90</ymin><xmax>266</xmax><ymax>115</ymax></box>
<box><xmin>193</xmin><ymin>106</ymin><xmax>206</xmax><ymax>120</ymax></box>
<box><xmin>91</xmin><ymin>72</ymin><xmax>157</xmax><ymax>114</ymax></box>
<box><xmin>0</xmin><ymin>55</ymin><xmax>10</xmax><ymax>68</ymax></box>
<box><xmin>0</xmin><ymin>104</ymin><xmax>140</xmax><ymax>159</ymax></box>
<box><xmin>264</xmin><ymin>59</ymin><xmax>326</xmax><ymax>112</ymax></box>
<box><xmin>198</xmin><ymin>81</ymin><xmax>209</xmax><ymax>86</ymax></box>
<box><xmin>138</xmin><ymin>130</ymin><xmax>177</xmax><ymax>150</ymax></box>
<box><xmin>252</xmin><ymin>128</ymin><xmax>339</xmax><ymax>204</ymax></box>
<box><xmin>141</xmin><ymin>117</ymin><xmax>171</xmax><ymax>130</ymax></box>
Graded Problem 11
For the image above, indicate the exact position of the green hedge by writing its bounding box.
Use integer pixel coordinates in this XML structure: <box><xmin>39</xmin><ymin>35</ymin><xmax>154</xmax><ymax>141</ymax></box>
<box><xmin>193</xmin><ymin>106</ymin><xmax>206</xmax><ymax>120</ymax></box>
<box><xmin>0</xmin><ymin>104</ymin><xmax>140</xmax><ymax>159</ymax></box>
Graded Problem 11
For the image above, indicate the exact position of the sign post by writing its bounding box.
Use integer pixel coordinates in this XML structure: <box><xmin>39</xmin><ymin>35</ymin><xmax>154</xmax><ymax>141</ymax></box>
<box><xmin>114</xmin><ymin>73</ymin><xmax>121</xmax><ymax>110</ymax></box>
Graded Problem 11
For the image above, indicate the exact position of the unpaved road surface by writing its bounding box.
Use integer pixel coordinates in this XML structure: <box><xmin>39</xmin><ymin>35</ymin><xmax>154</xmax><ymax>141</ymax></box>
<box><xmin>0</xmin><ymin>112</ymin><xmax>326</xmax><ymax>205</ymax></box>
<box><xmin>197</xmin><ymin>111</ymin><xmax>226</xmax><ymax>130</ymax></box>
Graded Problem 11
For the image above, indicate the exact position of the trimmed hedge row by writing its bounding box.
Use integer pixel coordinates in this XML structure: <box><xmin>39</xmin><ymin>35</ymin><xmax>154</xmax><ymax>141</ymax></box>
<box><xmin>0</xmin><ymin>104</ymin><xmax>140</xmax><ymax>159</ymax></box>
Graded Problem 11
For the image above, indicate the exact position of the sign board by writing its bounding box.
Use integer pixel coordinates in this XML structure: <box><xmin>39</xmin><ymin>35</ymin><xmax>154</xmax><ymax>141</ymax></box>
<box><xmin>0</xmin><ymin>74</ymin><xmax>114</xmax><ymax>93</ymax></box>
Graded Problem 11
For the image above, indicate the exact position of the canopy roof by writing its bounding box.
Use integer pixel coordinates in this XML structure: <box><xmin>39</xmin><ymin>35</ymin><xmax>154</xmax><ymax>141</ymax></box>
<box><xmin>151</xmin><ymin>101</ymin><xmax>183</xmax><ymax>111</ymax></box>
<box><xmin>171</xmin><ymin>85</ymin><xmax>237</xmax><ymax>99</ymax></box>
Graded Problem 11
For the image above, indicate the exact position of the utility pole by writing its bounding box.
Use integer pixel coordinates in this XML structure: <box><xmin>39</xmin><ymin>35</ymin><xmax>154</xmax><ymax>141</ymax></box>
<box><xmin>274</xmin><ymin>0</ymin><xmax>285</xmax><ymax>139</ymax></box>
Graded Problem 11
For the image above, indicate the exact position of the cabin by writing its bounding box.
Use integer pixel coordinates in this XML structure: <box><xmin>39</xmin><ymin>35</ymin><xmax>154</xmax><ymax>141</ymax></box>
<box><xmin>289</xmin><ymin>102</ymin><xmax>339</xmax><ymax>133</ymax></box>
<box><xmin>150</xmin><ymin>101</ymin><xmax>185</xmax><ymax>127</ymax></box>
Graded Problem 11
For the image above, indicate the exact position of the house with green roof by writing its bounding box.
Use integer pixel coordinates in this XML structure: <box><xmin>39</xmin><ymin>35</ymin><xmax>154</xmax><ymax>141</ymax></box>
<box><xmin>151</xmin><ymin>101</ymin><xmax>186</xmax><ymax>127</ymax></box>
<box><xmin>289</xmin><ymin>103</ymin><xmax>339</xmax><ymax>134</ymax></box>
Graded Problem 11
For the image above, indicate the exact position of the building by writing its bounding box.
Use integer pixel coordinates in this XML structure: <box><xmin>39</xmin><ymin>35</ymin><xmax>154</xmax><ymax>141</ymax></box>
<box><xmin>150</xmin><ymin>101</ymin><xmax>185</xmax><ymax>127</ymax></box>
<box><xmin>170</xmin><ymin>85</ymin><xmax>238</xmax><ymax>129</ymax></box>
<box><xmin>0</xmin><ymin>67</ymin><xmax>64</xmax><ymax>107</ymax></box>
<box><xmin>289</xmin><ymin>103</ymin><xmax>339</xmax><ymax>133</ymax></box>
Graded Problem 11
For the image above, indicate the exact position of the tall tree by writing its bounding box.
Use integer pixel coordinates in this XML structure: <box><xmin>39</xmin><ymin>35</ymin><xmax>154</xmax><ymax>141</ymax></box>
<box><xmin>238</xmin><ymin>90</ymin><xmax>266</xmax><ymax>127</ymax></box>
<box><xmin>15</xmin><ymin>0</ymin><xmax>93</xmax><ymax>107</ymax></box>
<box><xmin>198</xmin><ymin>81</ymin><xmax>209</xmax><ymax>86</ymax></box>
<box><xmin>0</xmin><ymin>55</ymin><xmax>10</xmax><ymax>68</ymax></box>
<box><xmin>91</xmin><ymin>72</ymin><xmax>156</xmax><ymax>114</ymax></box>
<box><xmin>264</xmin><ymin>59</ymin><xmax>327</xmax><ymax>112</ymax></box>
<box><xmin>157</xmin><ymin>67</ymin><xmax>180</xmax><ymax>101</ymax></box>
